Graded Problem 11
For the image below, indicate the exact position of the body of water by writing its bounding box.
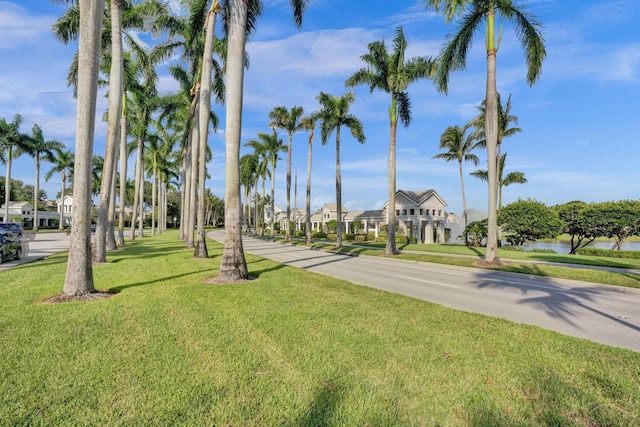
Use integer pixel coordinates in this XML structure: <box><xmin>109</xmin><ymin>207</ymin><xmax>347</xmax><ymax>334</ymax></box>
<box><xmin>521</xmin><ymin>240</ymin><xmax>640</xmax><ymax>254</ymax></box>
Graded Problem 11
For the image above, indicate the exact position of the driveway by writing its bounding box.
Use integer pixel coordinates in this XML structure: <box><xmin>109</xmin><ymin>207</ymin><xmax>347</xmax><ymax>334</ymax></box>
<box><xmin>208</xmin><ymin>230</ymin><xmax>640</xmax><ymax>353</ymax></box>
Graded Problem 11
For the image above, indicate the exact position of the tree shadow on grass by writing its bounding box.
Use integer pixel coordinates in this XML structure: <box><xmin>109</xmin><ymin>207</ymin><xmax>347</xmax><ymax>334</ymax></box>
<box><xmin>287</xmin><ymin>379</ymin><xmax>345</xmax><ymax>427</ymax></box>
<box><xmin>107</xmin><ymin>268</ymin><xmax>217</xmax><ymax>293</ymax></box>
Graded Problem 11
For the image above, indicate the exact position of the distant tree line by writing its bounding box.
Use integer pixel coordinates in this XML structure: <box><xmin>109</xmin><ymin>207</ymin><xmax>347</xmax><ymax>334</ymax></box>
<box><xmin>463</xmin><ymin>199</ymin><xmax>640</xmax><ymax>254</ymax></box>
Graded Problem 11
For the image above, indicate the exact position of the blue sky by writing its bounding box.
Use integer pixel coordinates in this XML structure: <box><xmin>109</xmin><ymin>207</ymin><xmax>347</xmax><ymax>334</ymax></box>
<box><xmin>1</xmin><ymin>0</ymin><xmax>639</xmax><ymax>217</ymax></box>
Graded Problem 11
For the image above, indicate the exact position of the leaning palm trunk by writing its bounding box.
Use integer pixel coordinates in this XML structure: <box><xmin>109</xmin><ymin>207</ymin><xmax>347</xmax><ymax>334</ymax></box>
<box><xmin>459</xmin><ymin>159</ymin><xmax>468</xmax><ymax>229</ymax></box>
<box><xmin>484</xmin><ymin>10</ymin><xmax>500</xmax><ymax>264</ymax></box>
<box><xmin>219</xmin><ymin>0</ymin><xmax>248</xmax><ymax>281</ymax></box>
<box><xmin>64</xmin><ymin>0</ymin><xmax>105</xmax><ymax>295</ymax></box>
<box><xmin>117</xmin><ymin>95</ymin><xmax>127</xmax><ymax>245</ymax></box>
<box><xmin>94</xmin><ymin>0</ymin><xmax>123</xmax><ymax>263</ymax></box>
<box><xmin>194</xmin><ymin>2</ymin><xmax>220</xmax><ymax>258</ymax></box>
<box><xmin>186</xmin><ymin>107</ymin><xmax>199</xmax><ymax>248</ymax></box>
<box><xmin>386</xmin><ymin>121</ymin><xmax>397</xmax><ymax>254</ymax></box>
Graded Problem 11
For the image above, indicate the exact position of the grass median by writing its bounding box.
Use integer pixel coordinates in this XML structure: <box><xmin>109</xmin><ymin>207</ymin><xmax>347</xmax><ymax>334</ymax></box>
<box><xmin>1</xmin><ymin>230</ymin><xmax>638</xmax><ymax>425</ymax></box>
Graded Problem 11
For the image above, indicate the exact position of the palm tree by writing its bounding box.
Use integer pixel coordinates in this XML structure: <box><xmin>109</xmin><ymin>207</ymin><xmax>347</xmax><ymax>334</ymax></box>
<box><xmin>346</xmin><ymin>25</ymin><xmax>436</xmax><ymax>255</ymax></box>
<box><xmin>470</xmin><ymin>152</ymin><xmax>527</xmax><ymax>210</ymax></box>
<box><xmin>240</xmin><ymin>153</ymin><xmax>258</xmax><ymax>232</ymax></box>
<box><xmin>314</xmin><ymin>91</ymin><xmax>366</xmax><ymax>247</ymax></box>
<box><xmin>45</xmin><ymin>148</ymin><xmax>74</xmax><ymax>231</ymax></box>
<box><xmin>25</xmin><ymin>124</ymin><xmax>64</xmax><ymax>232</ymax></box>
<box><xmin>300</xmin><ymin>115</ymin><xmax>317</xmax><ymax>244</ymax></box>
<box><xmin>432</xmin><ymin>123</ymin><xmax>479</xmax><ymax>228</ymax></box>
<box><xmin>427</xmin><ymin>0</ymin><xmax>545</xmax><ymax>264</ymax></box>
<box><xmin>218</xmin><ymin>0</ymin><xmax>307</xmax><ymax>282</ymax></box>
<box><xmin>247</xmin><ymin>130</ymin><xmax>285</xmax><ymax>237</ymax></box>
<box><xmin>0</xmin><ymin>114</ymin><xmax>30</xmax><ymax>223</ymax></box>
<box><xmin>268</xmin><ymin>105</ymin><xmax>304</xmax><ymax>241</ymax></box>
<box><xmin>62</xmin><ymin>0</ymin><xmax>105</xmax><ymax>295</ymax></box>
<box><xmin>472</xmin><ymin>93</ymin><xmax>521</xmax><ymax>168</ymax></box>
<box><xmin>94</xmin><ymin>0</ymin><xmax>124</xmax><ymax>263</ymax></box>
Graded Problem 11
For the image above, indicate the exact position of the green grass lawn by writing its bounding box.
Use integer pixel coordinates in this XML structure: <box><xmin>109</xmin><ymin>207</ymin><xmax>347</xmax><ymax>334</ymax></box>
<box><xmin>1</xmin><ymin>230</ymin><xmax>639</xmax><ymax>425</ymax></box>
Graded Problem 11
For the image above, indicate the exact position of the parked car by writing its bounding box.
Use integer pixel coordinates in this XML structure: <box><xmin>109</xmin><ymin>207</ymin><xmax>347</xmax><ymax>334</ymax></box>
<box><xmin>0</xmin><ymin>231</ymin><xmax>21</xmax><ymax>263</ymax></box>
<box><xmin>0</xmin><ymin>222</ymin><xmax>23</xmax><ymax>237</ymax></box>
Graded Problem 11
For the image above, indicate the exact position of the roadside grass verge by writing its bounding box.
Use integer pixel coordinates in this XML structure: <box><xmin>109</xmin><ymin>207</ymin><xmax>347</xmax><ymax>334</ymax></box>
<box><xmin>1</xmin><ymin>230</ymin><xmax>638</xmax><ymax>425</ymax></box>
<box><xmin>282</xmin><ymin>240</ymin><xmax>640</xmax><ymax>289</ymax></box>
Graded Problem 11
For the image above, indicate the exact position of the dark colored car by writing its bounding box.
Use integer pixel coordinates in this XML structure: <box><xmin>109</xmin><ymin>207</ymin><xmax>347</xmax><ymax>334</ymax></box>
<box><xmin>0</xmin><ymin>222</ymin><xmax>23</xmax><ymax>237</ymax></box>
<box><xmin>0</xmin><ymin>231</ymin><xmax>21</xmax><ymax>263</ymax></box>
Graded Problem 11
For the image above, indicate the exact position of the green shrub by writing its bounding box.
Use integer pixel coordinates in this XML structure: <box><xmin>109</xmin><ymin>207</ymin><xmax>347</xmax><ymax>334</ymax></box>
<box><xmin>312</xmin><ymin>232</ymin><xmax>327</xmax><ymax>239</ymax></box>
<box><xmin>576</xmin><ymin>248</ymin><xmax>640</xmax><ymax>259</ymax></box>
<box><xmin>343</xmin><ymin>233</ymin><xmax>356</xmax><ymax>241</ymax></box>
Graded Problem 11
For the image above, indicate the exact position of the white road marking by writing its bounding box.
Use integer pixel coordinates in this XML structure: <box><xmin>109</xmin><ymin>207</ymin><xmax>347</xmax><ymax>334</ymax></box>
<box><xmin>395</xmin><ymin>275</ymin><xmax>460</xmax><ymax>289</ymax></box>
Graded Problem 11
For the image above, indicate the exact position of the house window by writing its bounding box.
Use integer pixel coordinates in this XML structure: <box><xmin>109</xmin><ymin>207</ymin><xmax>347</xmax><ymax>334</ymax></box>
<box><xmin>420</xmin><ymin>209</ymin><xmax>423</xmax><ymax>215</ymax></box>
<box><xmin>402</xmin><ymin>209</ymin><xmax>407</xmax><ymax>215</ymax></box>
<box><xmin>396</xmin><ymin>209</ymin><xmax>400</xmax><ymax>216</ymax></box>
<box><xmin>410</xmin><ymin>209</ymin><xmax>415</xmax><ymax>215</ymax></box>
<box><xmin>432</xmin><ymin>209</ymin><xmax>436</xmax><ymax>215</ymax></box>
<box><xmin>438</xmin><ymin>210</ymin><xmax>442</xmax><ymax>216</ymax></box>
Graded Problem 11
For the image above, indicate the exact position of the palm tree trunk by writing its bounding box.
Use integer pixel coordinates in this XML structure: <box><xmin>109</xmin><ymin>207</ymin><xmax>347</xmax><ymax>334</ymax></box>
<box><xmin>219</xmin><ymin>0</ymin><xmax>249</xmax><ymax>281</ymax></box>
<box><xmin>305</xmin><ymin>129</ymin><xmax>313</xmax><ymax>244</ymax></box>
<box><xmin>137</xmin><ymin>156</ymin><xmax>144</xmax><ymax>238</ymax></box>
<box><xmin>34</xmin><ymin>155</ymin><xmax>41</xmax><ymax>231</ymax></box>
<box><xmin>64</xmin><ymin>0</ymin><xmax>105</xmax><ymax>295</ymax></box>
<box><xmin>260</xmin><ymin>178</ymin><xmax>266</xmax><ymax>238</ymax></box>
<box><xmin>335</xmin><ymin>127</ymin><xmax>342</xmax><ymax>247</ymax></box>
<box><xmin>459</xmin><ymin>159</ymin><xmax>468</xmax><ymax>229</ymax></box>
<box><xmin>94</xmin><ymin>0</ymin><xmax>122</xmax><ymax>263</ymax></box>
<box><xmin>484</xmin><ymin>9</ymin><xmax>500</xmax><ymax>264</ymax></box>
<box><xmin>270</xmin><ymin>162</ymin><xmax>275</xmax><ymax>237</ymax></box>
<box><xmin>117</xmin><ymin>98</ymin><xmax>127</xmax><ymax>245</ymax></box>
<box><xmin>386</xmin><ymin>121</ymin><xmax>397</xmax><ymax>254</ymax></box>
<box><xmin>129</xmin><ymin>138</ymin><xmax>142</xmax><ymax>240</ymax></box>
<box><xmin>186</xmin><ymin>108</ymin><xmax>199</xmax><ymax>248</ymax></box>
<box><xmin>4</xmin><ymin>149</ymin><xmax>12</xmax><ymax>223</ymax></box>
<box><xmin>285</xmin><ymin>133</ymin><xmax>292</xmax><ymax>241</ymax></box>
<box><xmin>180</xmin><ymin>144</ymin><xmax>189</xmax><ymax>241</ymax></box>
<box><xmin>106</xmin><ymin>143</ymin><xmax>118</xmax><ymax>251</ymax></box>
<box><xmin>59</xmin><ymin>174</ymin><xmax>65</xmax><ymax>230</ymax></box>
<box><xmin>194</xmin><ymin>4</ymin><xmax>219</xmax><ymax>258</ymax></box>
<box><xmin>151</xmin><ymin>158</ymin><xmax>157</xmax><ymax>236</ymax></box>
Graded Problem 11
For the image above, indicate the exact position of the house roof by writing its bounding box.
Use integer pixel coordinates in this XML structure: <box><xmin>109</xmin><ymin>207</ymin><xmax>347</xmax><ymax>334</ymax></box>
<box><xmin>383</xmin><ymin>189</ymin><xmax>447</xmax><ymax>208</ymax></box>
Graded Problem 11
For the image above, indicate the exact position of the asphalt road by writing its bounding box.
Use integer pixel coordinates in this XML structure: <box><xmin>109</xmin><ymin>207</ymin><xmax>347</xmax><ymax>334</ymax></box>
<box><xmin>209</xmin><ymin>230</ymin><xmax>640</xmax><ymax>353</ymax></box>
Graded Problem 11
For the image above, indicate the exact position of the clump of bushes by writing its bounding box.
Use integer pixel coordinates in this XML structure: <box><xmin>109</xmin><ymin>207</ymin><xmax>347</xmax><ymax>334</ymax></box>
<box><xmin>576</xmin><ymin>248</ymin><xmax>640</xmax><ymax>259</ymax></box>
<box><xmin>312</xmin><ymin>232</ymin><xmax>327</xmax><ymax>239</ymax></box>
<box><xmin>343</xmin><ymin>233</ymin><xmax>356</xmax><ymax>241</ymax></box>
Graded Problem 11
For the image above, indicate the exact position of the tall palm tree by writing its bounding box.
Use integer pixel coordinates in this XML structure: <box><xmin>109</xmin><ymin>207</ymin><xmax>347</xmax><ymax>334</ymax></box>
<box><xmin>63</xmin><ymin>0</ymin><xmax>105</xmax><ymax>296</ymax></box>
<box><xmin>427</xmin><ymin>0</ymin><xmax>545</xmax><ymax>264</ymax></box>
<box><xmin>300</xmin><ymin>115</ymin><xmax>317</xmax><ymax>244</ymax></box>
<box><xmin>194</xmin><ymin>0</ymin><xmax>223</xmax><ymax>259</ymax></box>
<box><xmin>25</xmin><ymin>124</ymin><xmax>64</xmax><ymax>231</ymax></box>
<box><xmin>471</xmin><ymin>152</ymin><xmax>527</xmax><ymax>211</ymax></box>
<box><xmin>432</xmin><ymin>123</ymin><xmax>479</xmax><ymax>228</ymax></box>
<box><xmin>94</xmin><ymin>0</ymin><xmax>124</xmax><ymax>263</ymax></box>
<box><xmin>346</xmin><ymin>25</ymin><xmax>436</xmax><ymax>255</ymax></box>
<box><xmin>0</xmin><ymin>114</ymin><xmax>30</xmax><ymax>223</ymax></box>
<box><xmin>268</xmin><ymin>105</ymin><xmax>304</xmax><ymax>241</ymax></box>
<box><xmin>218</xmin><ymin>0</ymin><xmax>308</xmax><ymax>282</ymax></box>
<box><xmin>45</xmin><ymin>148</ymin><xmax>74</xmax><ymax>231</ymax></box>
<box><xmin>315</xmin><ymin>91</ymin><xmax>366</xmax><ymax>247</ymax></box>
